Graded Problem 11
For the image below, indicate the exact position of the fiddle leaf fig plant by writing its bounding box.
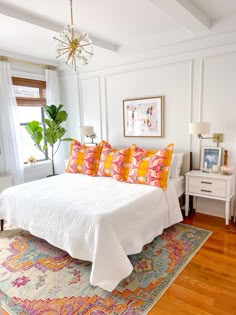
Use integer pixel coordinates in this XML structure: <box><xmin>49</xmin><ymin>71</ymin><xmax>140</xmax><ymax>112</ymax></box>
<box><xmin>25</xmin><ymin>104</ymin><xmax>71</xmax><ymax>176</ymax></box>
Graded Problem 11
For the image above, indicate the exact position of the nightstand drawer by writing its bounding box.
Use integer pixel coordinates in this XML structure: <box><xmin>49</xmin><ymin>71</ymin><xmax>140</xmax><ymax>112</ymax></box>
<box><xmin>188</xmin><ymin>177</ymin><xmax>226</xmax><ymax>198</ymax></box>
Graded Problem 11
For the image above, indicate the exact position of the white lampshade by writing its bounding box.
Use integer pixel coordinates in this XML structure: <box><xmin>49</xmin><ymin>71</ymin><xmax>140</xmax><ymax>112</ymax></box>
<box><xmin>80</xmin><ymin>126</ymin><xmax>94</xmax><ymax>137</ymax></box>
<box><xmin>189</xmin><ymin>122</ymin><xmax>210</xmax><ymax>135</ymax></box>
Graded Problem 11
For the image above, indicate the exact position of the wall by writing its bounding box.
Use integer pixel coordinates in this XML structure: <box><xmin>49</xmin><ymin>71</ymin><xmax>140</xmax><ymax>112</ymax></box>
<box><xmin>59</xmin><ymin>35</ymin><xmax>236</xmax><ymax>218</ymax></box>
<box><xmin>58</xmin><ymin>73</ymin><xmax>81</xmax><ymax>156</ymax></box>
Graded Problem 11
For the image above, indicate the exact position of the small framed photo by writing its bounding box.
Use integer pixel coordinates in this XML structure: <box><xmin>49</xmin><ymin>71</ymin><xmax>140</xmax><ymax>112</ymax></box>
<box><xmin>200</xmin><ymin>147</ymin><xmax>222</xmax><ymax>172</ymax></box>
<box><xmin>123</xmin><ymin>96</ymin><xmax>163</xmax><ymax>137</ymax></box>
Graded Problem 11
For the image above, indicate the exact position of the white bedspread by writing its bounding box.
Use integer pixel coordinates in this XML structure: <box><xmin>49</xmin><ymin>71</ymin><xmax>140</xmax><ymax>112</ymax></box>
<box><xmin>0</xmin><ymin>173</ymin><xmax>183</xmax><ymax>291</ymax></box>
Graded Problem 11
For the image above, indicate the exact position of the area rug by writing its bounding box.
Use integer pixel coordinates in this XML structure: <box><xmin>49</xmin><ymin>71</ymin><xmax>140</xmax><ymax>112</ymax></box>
<box><xmin>0</xmin><ymin>223</ymin><xmax>211</xmax><ymax>315</ymax></box>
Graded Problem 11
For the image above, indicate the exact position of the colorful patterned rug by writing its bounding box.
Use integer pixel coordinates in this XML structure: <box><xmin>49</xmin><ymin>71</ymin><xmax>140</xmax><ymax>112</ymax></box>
<box><xmin>0</xmin><ymin>223</ymin><xmax>211</xmax><ymax>315</ymax></box>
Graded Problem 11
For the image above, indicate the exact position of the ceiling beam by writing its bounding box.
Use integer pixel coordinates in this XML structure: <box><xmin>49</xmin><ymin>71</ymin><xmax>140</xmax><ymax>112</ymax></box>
<box><xmin>0</xmin><ymin>2</ymin><xmax>119</xmax><ymax>52</ymax></box>
<box><xmin>150</xmin><ymin>0</ymin><xmax>211</xmax><ymax>32</ymax></box>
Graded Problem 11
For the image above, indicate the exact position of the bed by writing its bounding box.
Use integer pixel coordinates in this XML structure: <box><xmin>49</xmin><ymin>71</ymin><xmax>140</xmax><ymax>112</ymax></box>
<box><xmin>0</xmin><ymin>172</ymin><xmax>183</xmax><ymax>291</ymax></box>
<box><xmin>172</xmin><ymin>176</ymin><xmax>185</xmax><ymax>197</ymax></box>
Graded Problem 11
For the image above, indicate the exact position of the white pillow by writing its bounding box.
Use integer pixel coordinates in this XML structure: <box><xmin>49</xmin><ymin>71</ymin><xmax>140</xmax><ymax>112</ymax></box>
<box><xmin>169</xmin><ymin>153</ymin><xmax>184</xmax><ymax>178</ymax></box>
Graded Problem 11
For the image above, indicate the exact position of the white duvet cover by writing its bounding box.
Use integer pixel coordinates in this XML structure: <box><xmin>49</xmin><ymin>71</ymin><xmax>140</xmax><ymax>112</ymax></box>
<box><xmin>0</xmin><ymin>173</ymin><xmax>183</xmax><ymax>291</ymax></box>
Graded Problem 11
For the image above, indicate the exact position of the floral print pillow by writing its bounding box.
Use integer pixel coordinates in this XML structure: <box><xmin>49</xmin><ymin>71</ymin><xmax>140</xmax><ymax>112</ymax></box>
<box><xmin>66</xmin><ymin>140</ymin><xmax>110</xmax><ymax>176</ymax></box>
<box><xmin>97</xmin><ymin>147</ymin><xmax>132</xmax><ymax>181</ymax></box>
<box><xmin>127</xmin><ymin>144</ymin><xmax>174</xmax><ymax>189</ymax></box>
<box><xmin>66</xmin><ymin>139</ymin><xmax>83</xmax><ymax>173</ymax></box>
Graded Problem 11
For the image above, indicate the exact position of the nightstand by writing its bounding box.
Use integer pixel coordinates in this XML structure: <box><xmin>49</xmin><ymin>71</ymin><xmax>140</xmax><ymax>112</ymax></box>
<box><xmin>0</xmin><ymin>174</ymin><xmax>12</xmax><ymax>231</ymax></box>
<box><xmin>185</xmin><ymin>170</ymin><xmax>235</xmax><ymax>225</ymax></box>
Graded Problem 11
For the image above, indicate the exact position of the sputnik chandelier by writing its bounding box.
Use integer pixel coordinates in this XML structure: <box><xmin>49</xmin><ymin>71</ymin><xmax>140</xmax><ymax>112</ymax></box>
<box><xmin>54</xmin><ymin>0</ymin><xmax>93</xmax><ymax>71</ymax></box>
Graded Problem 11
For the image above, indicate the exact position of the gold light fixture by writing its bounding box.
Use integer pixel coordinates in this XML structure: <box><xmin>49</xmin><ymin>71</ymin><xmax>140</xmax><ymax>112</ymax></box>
<box><xmin>189</xmin><ymin>122</ymin><xmax>223</xmax><ymax>147</ymax></box>
<box><xmin>54</xmin><ymin>0</ymin><xmax>93</xmax><ymax>71</ymax></box>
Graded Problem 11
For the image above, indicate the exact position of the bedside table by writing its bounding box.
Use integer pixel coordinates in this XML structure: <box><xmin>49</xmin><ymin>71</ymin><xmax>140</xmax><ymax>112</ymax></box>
<box><xmin>185</xmin><ymin>170</ymin><xmax>235</xmax><ymax>225</ymax></box>
<box><xmin>0</xmin><ymin>174</ymin><xmax>12</xmax><ymax>231</ymax></box>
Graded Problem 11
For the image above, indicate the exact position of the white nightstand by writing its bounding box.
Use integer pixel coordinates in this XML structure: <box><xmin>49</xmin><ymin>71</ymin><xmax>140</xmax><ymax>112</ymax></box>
<box><xmin>0</xmin><ymin>174</ymin><xmax>12</xmax><ymax>231</ymax></box>
<box><xmin>185</xmin><ymin>170</ymin><xmax>235</xmax><ymax>225</ymax></box>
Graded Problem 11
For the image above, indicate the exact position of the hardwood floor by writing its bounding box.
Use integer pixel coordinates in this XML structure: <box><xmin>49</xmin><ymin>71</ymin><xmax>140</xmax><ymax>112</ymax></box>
<box><xmin>149</xmin><ymin>212</ymin><xmax>236</xmax><ymax>315</ymax></box>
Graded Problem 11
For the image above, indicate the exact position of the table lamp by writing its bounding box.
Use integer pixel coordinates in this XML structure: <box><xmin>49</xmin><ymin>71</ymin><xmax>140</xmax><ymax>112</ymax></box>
<box><xmin>80</xmin><ymin>126</ymin><xmax>96</xmax><ymax>144</ymax></box>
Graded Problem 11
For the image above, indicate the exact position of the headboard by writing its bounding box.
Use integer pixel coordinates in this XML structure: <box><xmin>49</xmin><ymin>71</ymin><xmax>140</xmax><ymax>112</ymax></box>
<box><xmin>180</xmin><ymin>151</ymin><xmax>192</xmax><ymax>176</ymax></box>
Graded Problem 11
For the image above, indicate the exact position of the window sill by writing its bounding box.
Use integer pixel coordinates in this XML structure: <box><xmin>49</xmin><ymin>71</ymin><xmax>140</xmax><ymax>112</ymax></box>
<box><xmin>24</xmin><ymin>160</ymin><xmax>51</xmax><ymax>169</ymax></box>
<box><xmin>24</xmin><ymin>160</ymin><xmax>52</xmax><ymax>183</ymax></box>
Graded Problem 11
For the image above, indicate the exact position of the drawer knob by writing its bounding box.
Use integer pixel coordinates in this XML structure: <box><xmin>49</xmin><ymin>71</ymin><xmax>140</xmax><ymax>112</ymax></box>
<box><xmin>201</xmin><ymin>189</ymin><xmax>212</xmax><ymax>193</ymax></box>
<box><xmin>201</xmin><ymin>181</ymin><xmax>212</xmax><ymax>184</ymax></box>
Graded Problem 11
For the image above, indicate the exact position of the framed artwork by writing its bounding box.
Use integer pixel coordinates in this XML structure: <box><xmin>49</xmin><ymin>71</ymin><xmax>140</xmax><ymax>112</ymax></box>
<box><xmin>123</xmin><ymin>96</ymin><xmax>163</xmax><ymax>137</ymax></box>
<box><xmin>200</xmin><ymin>146</ymin><xmax>222</xmax><ymax>172</ymax></box>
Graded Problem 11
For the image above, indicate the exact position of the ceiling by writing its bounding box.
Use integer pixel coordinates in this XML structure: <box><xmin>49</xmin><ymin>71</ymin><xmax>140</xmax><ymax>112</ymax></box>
<box><xmin>1</xmin><ymin>0</ymin><xmax>236</xmax><ymax>68</ymax></box>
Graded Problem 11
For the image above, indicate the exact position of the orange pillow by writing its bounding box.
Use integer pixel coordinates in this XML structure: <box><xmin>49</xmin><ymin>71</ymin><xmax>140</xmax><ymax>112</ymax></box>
<box><xmin>66</xmin><ymin>139</ymin><xmax>83</xmax><ymax>173</ymax></box>
<box><xmin>66</xmin><ymin>140</ymin><xmax>110</xmax><ymax>176</ymax></box>
<box><xmin>97</xmin><ymin>146</ymin><xmax>132</xmax><ymax>181</ymax></box>
<box><xmin>127</xmin><ymin>143</ymin><xmax>174</xmax><ymax>189</ymax></box>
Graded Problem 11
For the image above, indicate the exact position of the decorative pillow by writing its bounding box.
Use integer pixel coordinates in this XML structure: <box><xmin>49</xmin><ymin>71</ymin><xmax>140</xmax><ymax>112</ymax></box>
<box><xmin>66</xmin><ymin>140</ymin><xmax>110</xmax><ymax>176</ymax></box>
<box><xmin>66</xmin><ymin>139</ymin><xmax>84</xmax><ymax>173</ymax></box>
<box><xmin>169</xmin><ymin>153</ymin><xmax>184</xmax><ymax>178</ymax></box>
<box><xmin>127</xmin><ymin>143</ymin><xmax>174</xmax><ymax>189</ymax></box>
<box><xmin>97</xmin><ymin>146</ymin><xmax>131</xmax><ymax>181</ymax></box>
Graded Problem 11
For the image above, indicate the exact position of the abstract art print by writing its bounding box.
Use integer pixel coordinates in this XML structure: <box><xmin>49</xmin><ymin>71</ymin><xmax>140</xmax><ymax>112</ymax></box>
<box><xmin>123</xmin><ymin>96</ymin><xmax>163</xmax><ymax>137</ymax></box>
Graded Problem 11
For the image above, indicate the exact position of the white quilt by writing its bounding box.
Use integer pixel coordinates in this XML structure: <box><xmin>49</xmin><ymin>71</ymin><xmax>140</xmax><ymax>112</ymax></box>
<box><xmin>0</xmin><ymin>173</ymin><xmax>183</xmax><ymax>291</ymax></box>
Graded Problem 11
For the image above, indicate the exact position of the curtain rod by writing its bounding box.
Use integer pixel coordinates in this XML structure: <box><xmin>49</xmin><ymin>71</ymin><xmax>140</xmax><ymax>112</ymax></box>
<box><xmin>0</xmin><ymin>55</ymin><xmax>57</xmax><ymax>70</ymax></box>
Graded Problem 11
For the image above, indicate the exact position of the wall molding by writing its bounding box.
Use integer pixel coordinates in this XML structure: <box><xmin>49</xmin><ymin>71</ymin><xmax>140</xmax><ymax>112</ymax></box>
<box><xmin>77</xmin><ymin>31</ymin><xmax>236</xmax><ymax>76</ymax></box>
<box><xmin>60</xmin><ymin>35</ymin><xmax>236</xmax><ymax>219</ymax></box>
<box><xmin>188</xmin><ymin>59</ymin><xmax>194</xmax><ymax>152</ymax></box>
<box><xmin>79</xmin><ymin>76</ymin><xmax>102</xmax><ymax>142</ymax></box>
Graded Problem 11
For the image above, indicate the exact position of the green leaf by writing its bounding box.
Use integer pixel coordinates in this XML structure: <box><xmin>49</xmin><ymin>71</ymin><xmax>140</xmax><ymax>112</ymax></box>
<box><xmin>56</xmin><ymin>104</ymin><xmax>64</xmax><ymax>113</ymax></box>
<box><xmin>45</xmin><ymin>129</ymin><xmax>55</xmax><ymax>145</ymax></box>
<box><xmin>55</xmin><ymin>111</ymin><xmax>67</xmax><ymax>124</ymax></box>
<box><xmin>42</xmin><ymin>144</ymin><xmax>47</xmax><ymax>151</ymax></box>
<box><xmin>35</xmin><ymin>131</ymin><xmax>43</xmax><ymax>145</ymax></box>
<box><xmin>45</xmin><ymin>105</ymin><xmax>57</xmax><ymax>120</ymax></box>
<box><xmin>25</xmin><ymin>121</ymin><xmax>43</xmax><ymax>146</ymax></box>
<box><xmin>25</xmin><ymin>121</ymin><xmax>42</xmax><ymax>133</ymax></box>
<box><xmin>56</xmin><ymin>127</ymin><xmax>66</xmax><ymax>140</ymax></box>
<box><xmin>44</xmin><ymin>118</ymin><xmax>52</xmax><ymax>128</ymax></box>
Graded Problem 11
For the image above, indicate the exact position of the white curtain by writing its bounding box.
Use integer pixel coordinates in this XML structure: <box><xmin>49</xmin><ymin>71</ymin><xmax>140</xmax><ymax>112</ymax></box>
<box><xmin>0</xmin><ymin>58</ymin><xmax>24</xmax><ymax>185</ymax></box>
<box><xmin>45</xmin><ymin>67</ymin><xmax>65</xmax><ymax>174</ymax></box>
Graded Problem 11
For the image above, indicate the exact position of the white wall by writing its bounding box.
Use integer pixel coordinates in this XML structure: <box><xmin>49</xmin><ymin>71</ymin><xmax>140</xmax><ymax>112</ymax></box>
<box><xmin>104</xmin><ymin>61</ymin><xmax>191</xmax><ymax>150</ymax></box>
<box><xmin>58</xmin><ymin>73</ymin><xmax>81</xmax><ymax>158</ymax></box>
<box><xmin>59</xmin><ymin>36</ymin><xmax>236</xmax><ymax>219</ymax></box>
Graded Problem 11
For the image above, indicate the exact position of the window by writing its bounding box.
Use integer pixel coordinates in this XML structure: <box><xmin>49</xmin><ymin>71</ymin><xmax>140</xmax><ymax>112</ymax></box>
<box><xmin>12</xmin><ymin>77</ymin><xmax>48</xmax><ymax>162</ymax></box>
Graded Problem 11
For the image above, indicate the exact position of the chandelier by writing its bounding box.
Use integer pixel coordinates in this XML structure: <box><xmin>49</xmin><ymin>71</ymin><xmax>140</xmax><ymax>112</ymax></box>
<box><xmin>54</xmin><ymin>0</ymin><xmax>93</xmax><ymax>71</ymax></box>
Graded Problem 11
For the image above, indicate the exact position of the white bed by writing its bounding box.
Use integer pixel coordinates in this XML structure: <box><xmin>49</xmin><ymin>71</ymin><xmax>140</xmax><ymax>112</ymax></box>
<box><xmin>171</xmin><ymin>176</ymin><xmax>185</xmax><ymax>197</ymax></box>
<box><xmin>0</xmin><ymin>173</ymin><xmax>183</xmax><ymax>291</ymax></box>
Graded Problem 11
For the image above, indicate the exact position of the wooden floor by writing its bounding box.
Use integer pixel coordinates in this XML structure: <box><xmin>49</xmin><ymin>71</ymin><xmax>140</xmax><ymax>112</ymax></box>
<box><xmin>149</xmin><ymin>212</ymin><xmax>236</xmax><ymax>315</ymax></box>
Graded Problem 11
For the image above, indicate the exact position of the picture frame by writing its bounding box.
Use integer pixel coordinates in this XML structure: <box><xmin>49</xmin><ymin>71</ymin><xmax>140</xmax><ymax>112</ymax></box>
<box><xmin>200</xmin><ymin>146</ymin><xmax>222</xmax><ymax>172</ymax></box>
<box><xmin>123</xmin><ymin>96</ymin><xmax>163</xmax><ymax>137</ymax></box>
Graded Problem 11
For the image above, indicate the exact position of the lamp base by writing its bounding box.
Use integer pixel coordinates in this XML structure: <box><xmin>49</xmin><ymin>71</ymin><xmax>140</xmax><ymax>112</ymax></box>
<box><xmin>213</xmin><ymin>133</ymin><xmax>223</xmax><ymax>144</ymax></box>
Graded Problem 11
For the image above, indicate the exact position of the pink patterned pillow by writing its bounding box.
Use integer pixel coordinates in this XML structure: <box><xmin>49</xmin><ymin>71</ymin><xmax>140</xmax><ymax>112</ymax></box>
<box><xmin>81</xmin><ymin>141</ymin><xmax>110</xmax><ymax>176</ymax></box>
<box><xmin>97</xmin><ymin>147</ymin><xmax>131</xmax><ymax>181</ymax></box>
<box><xmin>66</xmin><ymin>140</ymin><xmax>111</xmax><ymax>175</ymax></box>
<box><xmin>66</xmin><ymin>139</ymin><xmax>83</xmax><ymax>173</ymax></box>
<box><xmin>127</xmin><ymin>144</ymin><xmax>174</xmax><ymax>189</ymax></box>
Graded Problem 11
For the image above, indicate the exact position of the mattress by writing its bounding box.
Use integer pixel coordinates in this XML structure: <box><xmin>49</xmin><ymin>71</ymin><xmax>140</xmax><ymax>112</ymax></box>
<box><xmin>0</xmin><ymin>173</ymin><xmax>183</xmax><ymax>291</ymax></box>
<box><xmin>172</xmin><ymin>176</ymin><xmax>185</xmax><ymax>197</ymax></box>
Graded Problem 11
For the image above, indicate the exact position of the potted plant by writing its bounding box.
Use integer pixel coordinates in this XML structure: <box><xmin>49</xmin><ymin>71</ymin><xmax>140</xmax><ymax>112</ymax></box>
<box><xmin>25</xmin><ymin>104</ymin><xmax>71</xmax><ymax>176</ymax></box>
